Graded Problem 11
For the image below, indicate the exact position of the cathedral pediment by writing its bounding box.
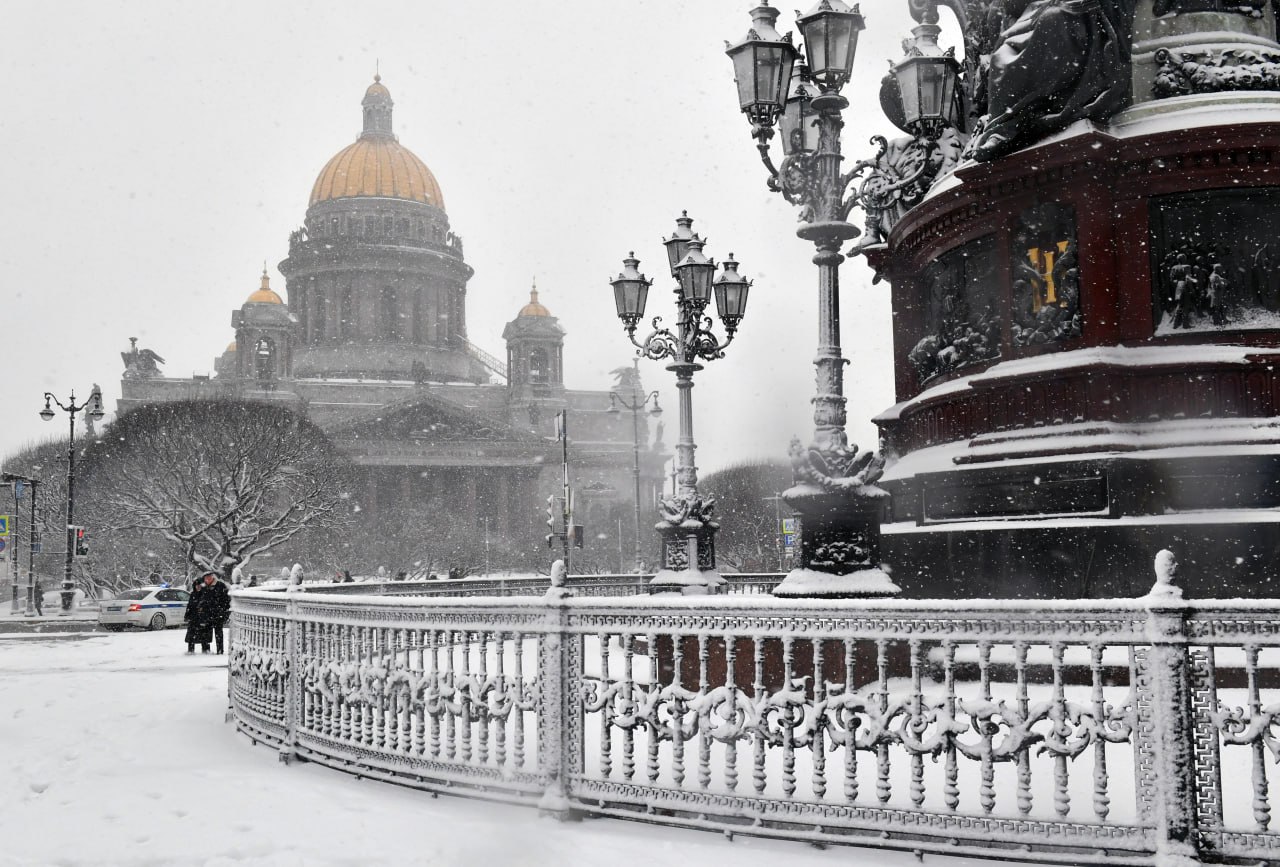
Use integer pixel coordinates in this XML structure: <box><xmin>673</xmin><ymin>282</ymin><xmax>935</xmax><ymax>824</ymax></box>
<box><xmin>333</xmin><ymin>392</ymin><xmax>537</xmax><ymax>445</ymax></box>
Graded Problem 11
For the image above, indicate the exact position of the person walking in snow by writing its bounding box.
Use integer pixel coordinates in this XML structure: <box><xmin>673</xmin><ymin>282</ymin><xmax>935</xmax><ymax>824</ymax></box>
<box><xmin>191</xmin><ymin>572</ymin><xmax>231</xmax><ymax>654</ymax></box>
<box><xmin>32</xmin><ymin>579</ymin><xmax>43</xmax><ymax>616</ymax></box>
<box><xmin>184</xmin><ymin>577</ymin><xmax>208</xmax><ymax>653</ymax></box>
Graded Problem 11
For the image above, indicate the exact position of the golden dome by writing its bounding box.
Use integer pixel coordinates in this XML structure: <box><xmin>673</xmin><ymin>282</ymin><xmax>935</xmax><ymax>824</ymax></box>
<box><xmin>518</xmin><ymin>287</ymin><xmax>550</xmax><ymax>318</ymax></box>
<box><xmin>309</xmin><ymin>77</ymin><xmax>445</xmax><ymax>209</ymax></box>
<box><xmin>365</xmin><ymin>74</ymin><xmax>390</xmax><ymax>99</ymax></box>
<box><xmin>247</xmin><ymin>268</ymin><xmax>283</xmax><ymax>304</ymax></box>
<box><xmin>225</xmin><ymin>341</ymin><xmax>238</xmax><ymax>352</ymax></box>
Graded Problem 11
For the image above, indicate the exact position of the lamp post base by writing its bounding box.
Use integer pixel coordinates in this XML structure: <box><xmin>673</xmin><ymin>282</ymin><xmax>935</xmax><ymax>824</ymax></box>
<box><xmin>774</xmin><ymin>439</ymin><xmax>897</xmax><ymax>599</ymax></box>
<box><xmin>649</xmin><ymin>567</ymin><xmax>724</xmax><ymax>595</ymax></box>
<box><xmin>649</xmin><ymin>499</ymin><xmax>722</xmax><ymax>594</ymax></box>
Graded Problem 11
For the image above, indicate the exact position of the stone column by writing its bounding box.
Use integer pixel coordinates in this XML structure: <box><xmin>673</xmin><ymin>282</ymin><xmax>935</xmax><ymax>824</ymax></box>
<box><xmin>1141</xmin><ymin>550</ymin><xmax>1203</xmax><ymax>866</ymax></box>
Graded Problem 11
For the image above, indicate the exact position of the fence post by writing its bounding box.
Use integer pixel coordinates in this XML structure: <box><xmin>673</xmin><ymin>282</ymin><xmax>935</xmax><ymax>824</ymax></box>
<box><xmin>1142</xmin><ymin>550</ymin><xmax>1202</xmax><ymax>866</ymax></box>
<box><xmin>537</xmin><ymin>560</ymin><xmax>579</xmax><ymax>819</ymax></box>
<box><xmin>279</xmin><ymin>591</ymin><xmax>299</xmax><ymax>765</ymax></box>
<box><xmin>225</xmin><ymin>607</ymin><xmax>236</xmax><ymax>724</ymax></box>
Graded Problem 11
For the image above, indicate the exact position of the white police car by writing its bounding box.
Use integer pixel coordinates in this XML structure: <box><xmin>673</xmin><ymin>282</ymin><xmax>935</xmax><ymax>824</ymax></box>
<box><xmin>98</xmin><ymin>586</ymin><xmax>190</xmax><ymax>631</ymax></box>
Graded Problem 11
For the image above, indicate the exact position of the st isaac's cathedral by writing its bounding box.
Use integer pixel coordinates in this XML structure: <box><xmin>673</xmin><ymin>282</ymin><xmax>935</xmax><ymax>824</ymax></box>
<box><xmin>117</xmin><ymin>77</ymin><xmax>665</xmax><ymax>568</ymax></box>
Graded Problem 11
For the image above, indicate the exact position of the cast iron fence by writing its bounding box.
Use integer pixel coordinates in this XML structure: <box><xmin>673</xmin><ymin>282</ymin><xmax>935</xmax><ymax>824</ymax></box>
<box><xmin>228</xmin><ymin>559</ymin><xmax>1279</xmax><ymax>865</ymax></box>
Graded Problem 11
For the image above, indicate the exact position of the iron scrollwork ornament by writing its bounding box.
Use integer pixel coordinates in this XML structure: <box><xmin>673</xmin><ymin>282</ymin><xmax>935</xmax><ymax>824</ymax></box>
<box><xmin>851</xmin><ymin>128</ymin><xmax>965</xmax><ymax>248</ymax></box>
<box><xmin>775</xmin><ymin>150</ymin><xmax>826</xmax><ymax>225</ymax></box>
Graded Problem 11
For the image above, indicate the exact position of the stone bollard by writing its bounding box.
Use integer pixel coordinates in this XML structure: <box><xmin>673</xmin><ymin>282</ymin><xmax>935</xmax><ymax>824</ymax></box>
<box><xmin>278</xmin><ymin>593</ymin><xmax>299</xmax><ymax>765</ymax></box>
<box><xmin>537</xmin><ymin>558</ymin><xmax>579</xmax><ymax>820</ymax></box>
<box><xmin>1142</xmin><ymin>549</ymin><xmax>1203</xmax><ymax>866</ymax></box>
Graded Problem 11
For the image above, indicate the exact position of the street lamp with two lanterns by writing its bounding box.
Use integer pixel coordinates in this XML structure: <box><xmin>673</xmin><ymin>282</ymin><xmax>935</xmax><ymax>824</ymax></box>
<box><xmin>607</xmin><ymin>361</ymin><xmax>662</xmax><ymax>576</ymax></box>
<box><xmin>39</xmin><ymin>386</ymin><xmax>105</xmax><ymax>613</ymax></box>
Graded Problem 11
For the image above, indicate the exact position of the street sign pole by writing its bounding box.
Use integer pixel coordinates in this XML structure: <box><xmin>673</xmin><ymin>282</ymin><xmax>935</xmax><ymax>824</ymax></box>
<box><xmin>781</xmin><ymin>517</ymin><xmax>799</xmax><ymax>565</ymax></box>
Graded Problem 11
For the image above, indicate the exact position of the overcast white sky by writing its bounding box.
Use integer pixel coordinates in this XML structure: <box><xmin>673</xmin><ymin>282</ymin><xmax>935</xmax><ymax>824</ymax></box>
<box><xmin>0</xmin><ymin>1</ymin><xmax>923</xmax><ymax>474</ymax></box>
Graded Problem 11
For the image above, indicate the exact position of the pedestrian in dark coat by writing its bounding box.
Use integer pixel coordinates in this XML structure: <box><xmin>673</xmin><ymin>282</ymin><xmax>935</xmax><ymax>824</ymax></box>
<box><xmin>190</xmin><ymin>572</ymin><xmax>231</xmax><ymax>654</ymax></box>
<box><xmin>184</xmin><ymin>578</ymin><xmax>208</xmax><ymax>653</ymax></box>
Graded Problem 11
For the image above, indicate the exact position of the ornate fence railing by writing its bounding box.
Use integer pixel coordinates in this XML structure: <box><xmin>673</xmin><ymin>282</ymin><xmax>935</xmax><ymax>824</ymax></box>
<box><xmin>228</xmin><ymin>569</ymin><xmax>1280</xmax><ymax>865</ymax></box>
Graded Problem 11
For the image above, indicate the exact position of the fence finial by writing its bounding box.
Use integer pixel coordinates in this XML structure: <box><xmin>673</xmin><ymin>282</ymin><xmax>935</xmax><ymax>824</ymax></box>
<box><xmin>545</xmin><ymin>559</ymin><xmax>571</xmax><ymax>600</ymax></box>
<box><xmin>1149</xmin><ymin>549</ymin><xmax>1183</xmax><ymax>599</ymax></box>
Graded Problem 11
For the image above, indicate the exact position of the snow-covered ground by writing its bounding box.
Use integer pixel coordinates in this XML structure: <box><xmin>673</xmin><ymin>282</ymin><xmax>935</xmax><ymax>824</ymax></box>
<box><xmin>0</xmin><ymin>630</ymin><xmax>1008</xmax><ymax>866</ymax></box>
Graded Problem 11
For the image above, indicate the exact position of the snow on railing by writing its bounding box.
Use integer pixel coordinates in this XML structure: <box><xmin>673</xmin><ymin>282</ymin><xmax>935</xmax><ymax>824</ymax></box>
<box><xmin>227</xmin><ymin>553</ymin><xmax>1280</xmax><ymax>865</ymax></box>
<box><xmin>299</xmin><ymin>573</ymin><xmax>784</xmax><ymax>599</ymax></box>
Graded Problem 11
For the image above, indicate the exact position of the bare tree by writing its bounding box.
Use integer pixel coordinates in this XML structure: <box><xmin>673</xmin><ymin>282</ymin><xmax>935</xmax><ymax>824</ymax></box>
<box><xmin>701</xmin><ymin>460</ymin><xmax>793</xmax><ymax>572</ymax></box>
<box><xmin>79</xmin><ymin>400</ymin><xmax>351</xmax><ymax>581</ymax></box>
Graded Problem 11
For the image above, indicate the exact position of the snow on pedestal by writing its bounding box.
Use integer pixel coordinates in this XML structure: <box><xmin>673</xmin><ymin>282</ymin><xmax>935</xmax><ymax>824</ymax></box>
<box><xmin>772</xmin><ymin>565</ymin><xmax>900</xmax><ymax>598</ymax></box>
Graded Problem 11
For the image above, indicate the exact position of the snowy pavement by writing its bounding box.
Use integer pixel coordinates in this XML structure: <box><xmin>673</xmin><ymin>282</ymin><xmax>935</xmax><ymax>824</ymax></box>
<box><xmin>0</xmin><ymin>630</ymin><xmax>1015</xmax><ymax>866</ymax></box>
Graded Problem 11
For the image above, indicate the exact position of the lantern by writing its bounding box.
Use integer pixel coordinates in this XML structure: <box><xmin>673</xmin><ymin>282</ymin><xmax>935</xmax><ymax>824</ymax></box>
<box><xmin>892</xmin><ymin>49</ymin><xmax>961</xmax><ymax>139</ymax></box>
<box><xmin>713</xmin><ymin>255</ymin><xmax>751</xmax><ymax>333</ymax></box>
<box><xmin>779</xmin><ymin>66</ymin><xmax>820</xmax><ymax>155</ymax></box>
<box><xmin>796</xmin><ymin>0</ymin><xmax>865</xmax><ymax>94</ymax></box>
<box><xmin>663</xmin><ymin>211</ymin><xmax>698</xmax><ymax>277</ymax></box>
<box><xmin>675</xmin><ymin>239</ymin><xmax>715</xmax><ymax>306</ymax></box>
<box><xmin>610</xmin><ymin>253</ymin><xmax>651</xmax><ymax>330</ymax></box>
<box><xmin>726</xmin><ymin>5</ymin><xmax>798</xmax><ymax>128</ymax></box>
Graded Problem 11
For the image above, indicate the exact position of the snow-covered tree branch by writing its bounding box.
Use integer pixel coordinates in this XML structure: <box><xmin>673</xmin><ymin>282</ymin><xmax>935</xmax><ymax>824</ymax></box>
<box><xmin>79</xmin><ymin>400</ymin><xmax>352</xmax><ymax>580</ymax></box>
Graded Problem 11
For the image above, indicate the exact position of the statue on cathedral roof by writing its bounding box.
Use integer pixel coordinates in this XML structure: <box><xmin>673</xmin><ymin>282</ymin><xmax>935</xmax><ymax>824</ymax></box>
<box><xmin>610</xmin><ymin>364</ymin><xmax>641</xmax><ymax>392</ymax></box>
<box><xmin>121</xmin><ymin>337</ymin><xmax>165</xmax><ymax>380</ymax></box>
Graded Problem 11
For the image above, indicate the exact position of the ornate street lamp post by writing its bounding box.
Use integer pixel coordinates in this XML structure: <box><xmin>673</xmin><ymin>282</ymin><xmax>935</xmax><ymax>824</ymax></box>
<box><xmin>609</xmin><ymin>212</ymin><xmax>752</xmax><ymax>593</ymax></box>
<box><xmin>607</xmin><ymin>360</ymin><xmax>662</xmax><ymax>575</ymax></box>
<box><xmin>726</xmin><ymin>3</ymin><xmax>961</xmax><ymax>597</ymax></box>
<box><xmin>39</xmin><ymin>385</ymin><xmax>104</xmax><ymax>614</ymax></box>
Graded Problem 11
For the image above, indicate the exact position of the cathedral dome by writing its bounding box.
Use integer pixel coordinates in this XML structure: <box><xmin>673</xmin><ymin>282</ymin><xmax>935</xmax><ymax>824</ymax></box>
<box><xmin>518</xmin><ymin>288</ymin><xmax>550</xmax><ymax>318</ymax></box>
<box><xmin>246</xmin><ymin>269</ymin><xmax>283</xmax><ymax>304</ymax></box>
<box><xmin>309</xmin><ymin>76</ymin><xmax>445</xmax><ymax>209</ymax></box>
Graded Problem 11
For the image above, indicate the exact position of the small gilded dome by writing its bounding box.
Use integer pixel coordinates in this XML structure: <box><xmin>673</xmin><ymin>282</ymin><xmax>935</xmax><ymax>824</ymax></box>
<box><xmin>365</xmin><ymin>74</ymin><xmax>390</xmax><ymax>100</ymax></box>
<box><xmin>225</xmin><ymin>340</ymin><xmax>238</xmax><ymax>352</ymax></box>
<box><xmin>247</xmin><ymin>268</ymin><xmax>283</xmax><ymax>304</ymax></box>
<box><xmin>518</xmin><ymin>287</ymin><xmax>550</xmax><ymax>318</ymax></box>
<box><xmin>309</xmin><ymin>76</ymin><xmax>445</xmax><ymax>209</ymax></box>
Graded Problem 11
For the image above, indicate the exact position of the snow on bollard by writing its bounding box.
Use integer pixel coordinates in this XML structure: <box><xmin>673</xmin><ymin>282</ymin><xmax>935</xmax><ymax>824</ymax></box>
<box><xmin>1148</xmin><ymin>549</ymin><xmax>1183</xmax><ymax>601</ymax></box>
<box><xmin>544</xmin><ymin>559</ymin><xmax>571</xmax><ymax>600</ymax></box>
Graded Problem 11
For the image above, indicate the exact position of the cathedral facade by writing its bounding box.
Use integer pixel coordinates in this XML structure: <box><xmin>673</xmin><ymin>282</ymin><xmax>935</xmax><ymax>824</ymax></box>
<box><xmin>118</xmin><ymin>77</ymin><xmax>666</xmax><ymax>573</ymax></box>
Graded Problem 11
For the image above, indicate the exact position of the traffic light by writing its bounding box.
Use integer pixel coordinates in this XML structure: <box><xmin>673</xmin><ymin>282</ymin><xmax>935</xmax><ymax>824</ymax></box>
<box><xmin>569</xmin><ymin>524</ymin><xmax>584</xmax><ymax>549</ymax></box>
<box><xmin>71</xmin><ymin>526</ymin><xmax>89</xmax><ymax>557</ymax></box>
<box><xmin>545</xmin><ymin>495</ymin><xmax>559</xmax><ymax>547</ymax></box>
